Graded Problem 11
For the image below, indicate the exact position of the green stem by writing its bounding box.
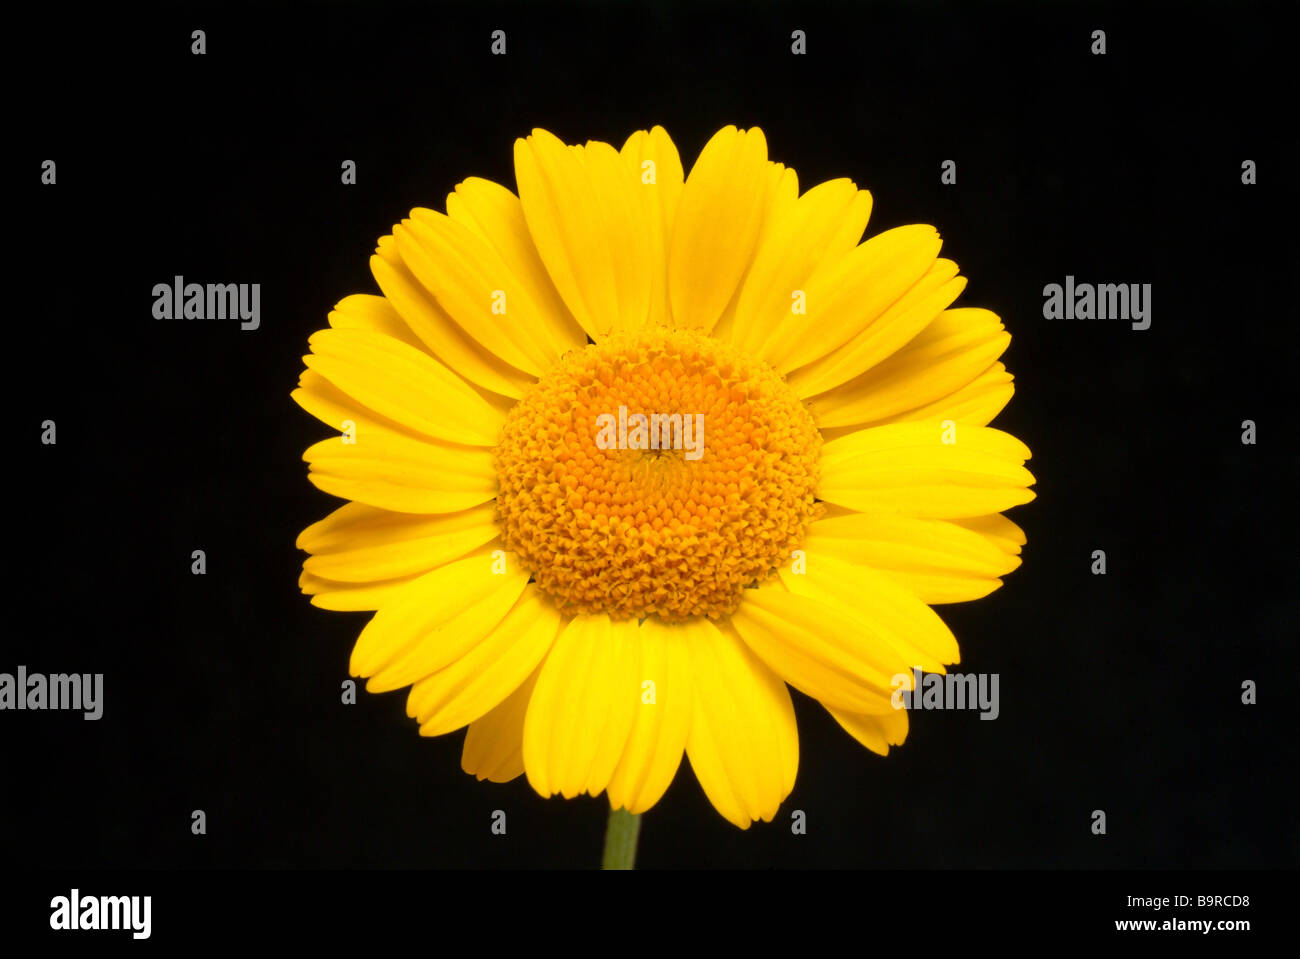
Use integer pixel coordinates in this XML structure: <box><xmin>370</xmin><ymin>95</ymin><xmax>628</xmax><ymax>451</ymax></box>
<box><xmin>601</xmin><ymin>807</ymin><xmax>642</xmax><ymax>870</ymax></box>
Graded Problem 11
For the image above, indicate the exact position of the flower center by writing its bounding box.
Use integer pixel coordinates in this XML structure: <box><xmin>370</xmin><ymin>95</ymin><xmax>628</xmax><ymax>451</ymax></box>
<box><xmin>493</xmin><ymin>328</ymin><xmax>822</xmax><ymax>622</ymax></box>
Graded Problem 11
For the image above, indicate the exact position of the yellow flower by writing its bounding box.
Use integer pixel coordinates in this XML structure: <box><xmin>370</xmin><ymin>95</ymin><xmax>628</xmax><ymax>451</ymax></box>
<box><xmin>293</xmin><ymin>125</ymin><xmax>1035</xmax><ymax>829</ymax></box>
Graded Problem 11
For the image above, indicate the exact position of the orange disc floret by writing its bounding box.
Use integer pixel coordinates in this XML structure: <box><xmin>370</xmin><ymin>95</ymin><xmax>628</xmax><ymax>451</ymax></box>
<box><xmin>493</xmin><ymin>328</ymin><xmax>822</xmax><ymax>621</ymax></box>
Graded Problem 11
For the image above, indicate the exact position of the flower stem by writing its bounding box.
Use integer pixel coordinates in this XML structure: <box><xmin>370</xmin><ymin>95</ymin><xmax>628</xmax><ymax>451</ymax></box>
<box><xmin>601</xmin><ymin>807</ymin><xmax>642</xmax><ymax>870</ymax></box>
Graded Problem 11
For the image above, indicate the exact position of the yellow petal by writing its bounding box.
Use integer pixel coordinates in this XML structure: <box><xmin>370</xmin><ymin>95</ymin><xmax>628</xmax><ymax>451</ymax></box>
<box><xmin>788</xmin><ymin>258</ymin><xmax>964</xmax><ymax>397</ymax></box>
<box><xmin>777</xmin><ymin>554</ymin><xmax>960</xmax><ymax>672</ymax></box>
<box><xmin>803</xmin><ymin>512</ymin><xmax>1021</xmax><ymax>604</ymax></box>
<box><xmin>522</xmin><ymin>615</ymin><xmax>640</xmax><ymax>800</ymax></box>
<box><xmin>304</xmin><ymin>327</ymin><xmax>505</xmax><ymax>446</ymax></box>
<box><xmin>302</xmin><ymin>415</ymin><xmax>496</xmax><ymax>515</ymax></box>
<box><xmin>729</xmin><ymin>583</ymin><xmax>899</xmax><ymax>714</ymax></box>
<box><xmin>462</xmin><ymin>664</ymin><xmax>542</xmax><ymax>784</ymax></box>
<box><xmin>729</xmin><ymin>178</ymin><xmax>873</xmax><ymax>363</ymax></box>
<box><xmin>667</xmin><ymin>126</ymin><xmax>770</xmax><ymax>333</ymax></box>
<box><xmin>299</xmin><ymin>501</ymin><xmax>499</xmax><ymax>583</ymax></box>
<box><xmin>370</xmin><ymin>238</ymin><xmax>532</xmax><ymax>398</ymax></box>
<box><xmin>619</xmin><ymin>126</ymin><xmax>685</xmax><ymax>328</ymax></box>
<box><xmin>582</xmin><ymin>139</ymin><xmax>653</xmax><ymax>332</ymax></box>
<box><xmin>393</xmin><ymin>213</ymin><xmax>561</xmax><ymax>375</ymax></box>
<box><xmin>298</xmin><ymin>568</ymin><xmax>427</xmax><ymax>611</ymax></box>
<box><xmin>409</xmin><ymin>585</ymin><xmax>563</xmax><ymax>736</ymax></box>
<box><xmin>826</xmin><ymin>703</ymin><xmax>909</xmax><ymax>756</ymax></box>
<box><xmin>445</xmin><ymin>176</ymin><xmax>587</xmax><ymax>356</ymax></box>
<box><xmin>708</xmin><ymin>161</ymin><xmax>799</xmax><ymax>344</ymax></box>
<box><xmin>822</xmin><ymin>419</ymin><xmax>1030</xmax><ymax>465</ymax></box>
<box><xmin>818</xmin><ymin>422</ymin><xmax>1036</xmax><ymax>518</ymax></box>
<box><xmin>807</xmin><ymin>308</ymin><xmax>1010</xmax><ymax>428</ymax></box>
<box><xmin>514</xmin><ymin>130</ymin><xmax>651</xmax><ymax>338</ymax></box>
<box><xmin>886</xmin><ymin>361</ymin><xmax>1015</xmax><ymax>428</ymax></box>
<box><xmin>605</xmin><ymin>617</ymin><xmax>694</xmax><ymax>815</ymax></box>
<box><xmin>953</xmin><ymin>512</ymin><xmax>1027</xmax><ymax>556</ymax></box>
<box><xmin>328</xmin><ymin>293</ymin><xmax>430</xmax><ymax>354</ymax></box>
<box><xmin>769</xmin><ymin>225</ymin><xmax>945</xmax><ymax>375</ymax></box>
<box><xmin>348</xmin><ymin>545</ymin><xmax>527</xmax><ymax>683</ymax></box>
<box><xmin>293</xmin><ymin>369</ymin><xmax>420</xmax><ymax>441</ymax></box>
<box><xmin>685</xmin><ymin>618</ymin><xmax>798</xmax><ymax>828</ymax></box>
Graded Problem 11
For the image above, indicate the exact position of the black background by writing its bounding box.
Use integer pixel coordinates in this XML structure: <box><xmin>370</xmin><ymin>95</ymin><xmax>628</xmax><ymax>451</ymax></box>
<box><xmin>7</xmin><ymin>0</ymin><xmax>1297</xmax><ymax>873</ymax></box>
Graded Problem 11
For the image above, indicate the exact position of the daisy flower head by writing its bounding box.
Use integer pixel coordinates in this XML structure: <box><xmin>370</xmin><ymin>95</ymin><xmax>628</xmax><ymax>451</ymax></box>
<box><xmin>294</xmin><ymin>125</ymin><xmax>1035</xmax><ymax>831</ymax></box>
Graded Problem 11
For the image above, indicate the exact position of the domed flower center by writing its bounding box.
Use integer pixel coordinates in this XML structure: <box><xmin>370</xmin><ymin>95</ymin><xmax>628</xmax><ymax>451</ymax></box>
<box><xmin>493</xmin><ymin>328</ymin><xmax>822</xmax><ymax>622</ymax></box>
